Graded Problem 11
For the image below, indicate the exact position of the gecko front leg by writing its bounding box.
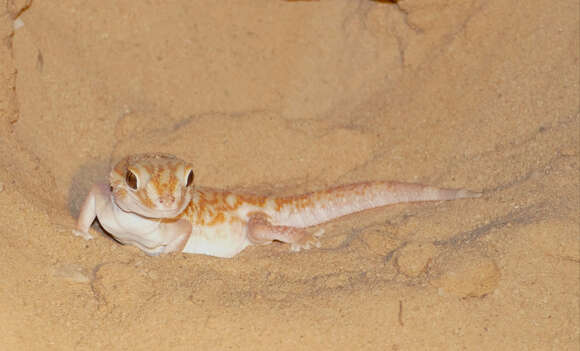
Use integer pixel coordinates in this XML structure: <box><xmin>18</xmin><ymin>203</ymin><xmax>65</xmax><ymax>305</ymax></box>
<box><xmin>247</xmin><ymin>213</ymin><xmax>324</xmax><ymax>252</ymax></box>
<box><xmin>73</xmin><ymin>184</ymin><xmax>111</xmax><ymax>240</ymax></box>
<box><xmin>157</xmin><ymin>218</ymin><xmax>192</xmax><ymax>254</ymax></box>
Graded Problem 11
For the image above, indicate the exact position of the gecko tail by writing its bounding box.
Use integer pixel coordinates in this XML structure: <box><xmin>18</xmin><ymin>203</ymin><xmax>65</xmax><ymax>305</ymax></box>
<box><xmin>433</xmin><ymin>187</ymin><xmax>482</xmax><ymax>200</ymax></box>
<box><xmin>269</xmin><ymin>181</ymin><xmax>481</xmax><ymax>228</ymax></box>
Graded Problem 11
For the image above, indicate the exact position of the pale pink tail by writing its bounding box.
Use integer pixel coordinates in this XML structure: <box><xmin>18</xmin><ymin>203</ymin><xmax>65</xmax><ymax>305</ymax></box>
<box><xmin>269</xmin><ymin>182</ymin><xmax>481</xmax><ymax>228</ymax></box>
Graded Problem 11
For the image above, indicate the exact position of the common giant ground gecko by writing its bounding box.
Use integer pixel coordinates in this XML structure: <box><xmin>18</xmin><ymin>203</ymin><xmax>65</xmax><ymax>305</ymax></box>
<box><xmin>73</xmin><ymin>153</ymin><xmax>480</xmax><ymax>258</ymax></box>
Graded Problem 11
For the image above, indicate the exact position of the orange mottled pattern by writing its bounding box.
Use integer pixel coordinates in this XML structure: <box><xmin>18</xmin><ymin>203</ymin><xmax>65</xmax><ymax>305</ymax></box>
<box><xmin>182</xmin><ymin>189</ymin><xmax>269</xmax><ymax>226</ymax></box>
<box><xmin>146</xmin><ymin>161</ymin><xmax>179</xmax><ymax>195</ymax></box>
<box><xmin>109</xmin><ymin>153</ymin><xmax>194</xmax><ymax>208</ymax></box>
<box><xmin>181</xmin><ymin>183</ymin><xmax>379</xmax><ymax>227</ymax></box>
<box><xmin>136</xmin><ymin>187</ymin><xmax>155</xmax><ymax>209</ymax></box>
<box><xmin>274</xmin><ymin>183</ymin><xmax>373</xmax><ymax>211</ymax></box>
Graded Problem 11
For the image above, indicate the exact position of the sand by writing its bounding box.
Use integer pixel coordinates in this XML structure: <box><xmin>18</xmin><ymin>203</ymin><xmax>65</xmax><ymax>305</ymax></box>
<box><xmin>0</xmin><ymin>0</ymin><xmax>578</xmax><ymax>349</ymax></box>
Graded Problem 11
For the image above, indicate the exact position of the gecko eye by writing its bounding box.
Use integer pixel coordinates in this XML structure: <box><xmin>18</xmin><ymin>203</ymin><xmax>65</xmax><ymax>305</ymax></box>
<box><xmin>185</xmin><ymin>170</ymin><xmax>194</xmax><ymax>187</ymax></box>
<box><xmin>125</xmin><ymin>170</ymin><xmax>138</xmax><ymax>190</ymax></box>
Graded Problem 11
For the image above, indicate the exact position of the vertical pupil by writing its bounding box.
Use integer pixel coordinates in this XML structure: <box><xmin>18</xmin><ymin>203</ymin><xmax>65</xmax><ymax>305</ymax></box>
<box><xmin>186</xmin><ymin>170</ymin><xmax>194</xmax><ymax>187</ymax></box>
<box><xmin>125</xmin><ymin>170</ymin><xmax>138</xmax><ymax>189</ymax></box>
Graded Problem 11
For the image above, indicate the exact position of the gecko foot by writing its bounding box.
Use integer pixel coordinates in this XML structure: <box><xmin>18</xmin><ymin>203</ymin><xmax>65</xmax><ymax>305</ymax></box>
<box><xmin>247</xmin><ymin>213</ymin><xmax>324</xmax><ymax>253</ymax></box>
<box><xmin>290</xmin><ymin>228</ymin><xmax>324</xmax><ymax>252</ymax></box>
<box><xmin>72</xmin><ymin>229</ymin><xmax>94</xmax><ymax>241</ymax></box>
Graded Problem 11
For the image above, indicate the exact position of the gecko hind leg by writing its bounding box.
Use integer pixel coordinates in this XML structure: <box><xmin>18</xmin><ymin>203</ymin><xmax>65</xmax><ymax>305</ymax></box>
<box><xmin>247</xmin><ymin>213</ymin><xmax>324</xmax><ymax>252</ymax></box>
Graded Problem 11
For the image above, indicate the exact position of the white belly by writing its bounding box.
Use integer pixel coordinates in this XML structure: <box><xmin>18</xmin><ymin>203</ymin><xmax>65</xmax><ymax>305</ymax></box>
<box><xmin>182</xmin><ymin>221</ymin><xmax>251</xmax><ymax>258</ymax></box>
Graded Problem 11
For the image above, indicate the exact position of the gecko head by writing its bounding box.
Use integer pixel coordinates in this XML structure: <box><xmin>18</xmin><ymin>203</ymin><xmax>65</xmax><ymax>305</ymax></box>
<box><xmin>109</xmin><ymin>153</ymin><xmax>195</xmax><ymax>219</ymax></box>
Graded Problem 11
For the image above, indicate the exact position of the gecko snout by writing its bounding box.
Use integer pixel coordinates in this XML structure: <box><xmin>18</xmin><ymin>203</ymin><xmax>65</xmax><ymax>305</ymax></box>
<box><xmin>157</xmin><ymin>194</ymin><xmax>176</xmax><ymax>205</ymax></box>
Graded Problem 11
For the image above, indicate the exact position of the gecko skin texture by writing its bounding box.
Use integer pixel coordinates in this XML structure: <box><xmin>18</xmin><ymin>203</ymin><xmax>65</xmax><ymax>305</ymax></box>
<box><xmin>73</xmin><ymin>153</ymin><xmax>481</xmax><ymax>258</ymax></box>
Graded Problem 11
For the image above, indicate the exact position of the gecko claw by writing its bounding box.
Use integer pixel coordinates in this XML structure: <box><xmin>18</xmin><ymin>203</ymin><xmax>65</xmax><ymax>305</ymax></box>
<box><xmin>313</xmin><ymin>228</ymin><xmax>325</xmax><ymax>238</ymax></box>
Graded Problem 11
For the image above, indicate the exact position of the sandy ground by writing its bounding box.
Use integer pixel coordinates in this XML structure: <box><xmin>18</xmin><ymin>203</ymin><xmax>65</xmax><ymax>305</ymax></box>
<box><xmin>0</xmin><ymin>0</ymin><xmax>578</xmax><ymax>349</ymax></box>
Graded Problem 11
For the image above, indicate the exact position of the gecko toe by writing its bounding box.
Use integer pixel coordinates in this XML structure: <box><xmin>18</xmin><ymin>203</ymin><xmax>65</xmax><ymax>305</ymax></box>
<box><xmin>73</xmin><ymin>229</ymin><xmax>94</xmax><ymax>241</ymax></box>
<box><xmin>313</xmin><ymin>229</ymin><xmax>325</xmax><ymax>238</ymax></box>
<box><xmin>290</xmin><ymin>244</ymin><xmax>302</xmax><ymax>252</ymax></box>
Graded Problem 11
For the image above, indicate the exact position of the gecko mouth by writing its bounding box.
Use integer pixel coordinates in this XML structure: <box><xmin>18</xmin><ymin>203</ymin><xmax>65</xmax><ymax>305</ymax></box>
<box><xmin>115</xmin><ymin>193</ymin><xmax>191</xmax><ymax>219</ymax></box>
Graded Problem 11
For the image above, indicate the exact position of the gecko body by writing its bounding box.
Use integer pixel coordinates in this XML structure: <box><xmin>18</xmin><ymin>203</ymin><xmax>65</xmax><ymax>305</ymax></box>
<box><xmin>74</xmin><ymin>153</ymin><xmax>481</xmax><ymax>258</ymax></box>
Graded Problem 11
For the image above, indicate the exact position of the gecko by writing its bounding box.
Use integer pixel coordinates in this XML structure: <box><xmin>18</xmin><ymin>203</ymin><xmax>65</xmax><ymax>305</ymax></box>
<box><xmin>73</xmin><ymin>153</ymin><xmax>481</xmax><ymax>258</ymax></box>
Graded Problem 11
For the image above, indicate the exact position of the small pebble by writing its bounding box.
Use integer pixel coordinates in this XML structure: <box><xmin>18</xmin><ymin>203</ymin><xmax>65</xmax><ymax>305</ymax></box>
<box><xmin>13</xmin><ymin>18</ymin><xmax>24</xmax><ymax>30</ymax></box>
